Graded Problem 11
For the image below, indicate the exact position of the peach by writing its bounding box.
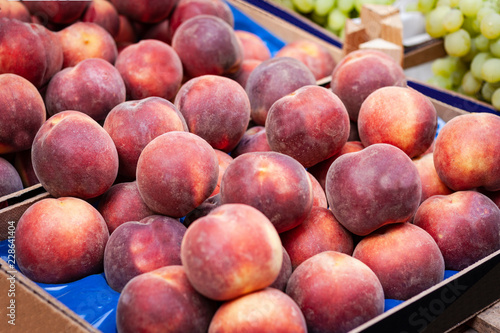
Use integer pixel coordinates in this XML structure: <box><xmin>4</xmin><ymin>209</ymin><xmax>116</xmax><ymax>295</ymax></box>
<box><xmin>280</xmin><ymin>207</ymin><xmax>353</xmax><ymax>270</ymax></box>
<box><xmin>14</xmin><ymin>149</ymin><xmax>39</xmax><ymax>188</ymax></box>
<box><xmin>245</xmin><ymin>57</ymin><xmax>316</xmax><ymax>125</ymax></box>
<box><xmin>433</xmin><ymin>113</ymin><xmax>500</xmax><ymax>191</ymax></box>
<box><xmin>358</xmin><ymin>86</ymin><xmax>437</xmax><ymax>158</ymax></box>
<box><xmin>286</xmin><ymin>251</ymin><xmax>385</xmax><ymax>333</ymax></box>
<box><xmin>235</xmin><ymin>30</ymin><xmax>271</xmax><ymax>61</ymax></box>
<box><xmin>230</xmin><ymin>126</ymin><xmax>271</xmax><ymax>158</ymax></box>
<box><xmin>184</xmin><ymin>194</ymin><xmax>222</xmax><ymax>227</ymax></box>
<box><xmin>114</xmin><ymin>15</ymin><xmax>137</xmax><ymax>45</ymax></box>
<box><xmin>97</xmin><ymin>181</ymin><xmax>154</xmax><ymax>233</ymax></box>
<box><xmin>136</xmin><ymin>131</ymin><xmax>219</xmax><ymax>217</ymax></box>
<box><xmin>115</xmin><ymin>39</ymin><xmax>183</xmax><ymax>101</ymax></box>
<box><xmin>308</xmin><ymin>141</ymin><xmax>364</xmax><ymax>190</ymax></box>
<box><xmin>169</xmin><ymin>0</ymin><xmax>234</xmax><ymax>41</ymax></box>
<box><xmin>275</xmin><ymin>39</ymin><xmax>336</xmax><ymax>80</ymax></box>
<box><xmin>0</xmin><ymin>19</ymin><xmax>63</xmax><ymax>88</ymax></box>
<box><xmin>266</xmin><ymin>85</ymin><xmax>350</xmax><ymax>168</ymax></box>
<box><xmin>210</xmin><ymin>150</ymin><xmax>234</xmax><ymax>197</ymax></box>
<box><xmin>308</xmin><ymin>172</ymin><xmax>327</xmax><ymax>208</ymax></box>
<box><xmin>23</xmin><ymin>1</ymin><xmax>88</xmax><ymax>24</ymax></box>
<box><xmin>104</xmin><ymin>216</ymin><xmax>186</xmax><ymax>292</ymax></box>
<box><xmin>220</xmin><ymin>151</ymin><xmax>313</xmax><ymax>233</ymax></box>
<box><xmin>330</xmin><ymin>49</ymin><xmax>406</xmax><ymax>122</ymax></box>
<box><xmin>0</xmin><ymin>0</ymin><xmax>31</xmax><ymax>22</ymax></box>
<box><xmin>58</xmin><ymin>21</ymin><xmax>118</xmax><ymax>68</ymax></box>
<box><xmin>172</xmin><ymin>15</ymin><xmax>243</xmax><ymax>79</ymax></box>
<box><xmin>103</xmin><ymin>97</ymin><xmax>187</xmax><ymax>179</ymax></box>
<box><xmin>82</xmin><ymin>0</ymin><xmax>120</xmax><ymax>37</ymax></box>
<box><xmin>0</xmin><ymin>157</ymin><xmax>23</xmax><ymax>197</ymax></box>
<box><xmin>142</xmin><ymin>19</ymin><xmax>171</xmax><ymax>44</ymax></box>
<box><xmin>15</xmin><ymin>197</ymin><xmax>109</xmax><ymax>283</ymax></box>
<box><xmin>353</xmin><ymin>223</ymin><xmax>445</xmax><ymax>300</ymax></box>
<box><xmin>110</xmin><ymin>0</ymin><xmax>177</xmax><ymax>23</ymax></box>
<box><xmin>208</xmin><ymin>288</ymin><xmax>307</xmax><ymax>333</ymax></box>
<box><xmin>231</xmin><ymin>59</ymin><xmax>262</xmax><ymax>88</ymax></box>
<box><xmin>413</xmin><ymin>152</ymin><xmax>453</xmax><ymax>203</ymax></box>
<box><xmin>116</xmin><ymin>265</ymin><xmax>218</xmax><ymax>333</ymax></box>
<box><xmin>0</xmin><ymin>74</ymin><xmax>46</xmax><ymax>154</ymax></box>
<box><xmin>269</xmin><ymin>247</ymin><xmax>293</xmax><ymax>291</ymax></box>
<box><xmin>32</xmin><ymin>111</ymin><xmax>119</xmax><ymax>199</ymax></box>
<box><xmin>414</xmin><ymin>191</ymin><xmax>500</xmax><ymax>270</ymax></box>
<box><xmin>326</xmin><ymin>143</ymin><xmax>421</xmax><ymax>236</ymax></box>
<box><xmin>174</xmin><ymin>75</ymin><xmax>251</xmax><ymax>152</ymax></box>
<box><xmin>181</xmin><ymin>203</ymin><xmax>283</xmax><ymax>301</ymax></box>
<box><xmin>45</xmin><ymin>58</ymin><xmax>126</xmax><ymax>122</ymax></box>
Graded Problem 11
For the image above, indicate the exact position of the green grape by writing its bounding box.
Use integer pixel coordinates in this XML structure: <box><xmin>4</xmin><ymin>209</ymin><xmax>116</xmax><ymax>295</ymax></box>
<box><xmin>314</xmin><ymin>0</ymin><xmax>335</xmax><ymax>16</ymax></box>
<box><xmin>406</xmin><ymin>2</ymin><xmax>419</xmax><ymax>11</ymax></box>
<box><xmin>492</xmin><ymin>88</ymin><xmax>500</xmax><ymax>110</ymax></box>
<box><xmin>292</xmin><ymin>0</ymin><xmax>315</xmax><ymax>14</ymax></box>
<box><xmin>449</xmin><ymin>0</ymin><xmax>460</xmax><ymax>7</ymax></box>
<box><xmin>461</xmin><ymin>70</ymin><xmax>483</xmax><ymax>94</ymax></box>
<box><xmin>462</xmin><ymin>16</ymin><xmax>481</xmax><ymax>37</ymax></box>
<box><xmin>310</xmin><ymin>11</ymin><xmax>328</xmax><ymax>25</ymax></box>
<box><xmin>428</xmin><ymin>75</ymin><xmax>453</xmax><ymax>90</ymax></box>
<box><xmin>481</xmin><ymin>58</ymin><xmax>500</xmax><ymax>83</ymax></box>
<box><xmin>480</xmin><ymin>12</ymin><xmax>500</xmax><ymax>40</ymax></box>
<box><xmin>431</xmin><ymin>57</ymin><xmax>455</xmax><ymax>77</ymax></box>
<box><xmin>460</xmin><ymin>35</ymin><xmax>478</xmax><ymax>62</ymax></box>
<box><xmin>436</xmin><ymin>0</ymin><xmax>451</xmax><ymax>7</ymax></box>
<box><xmin>327</xmin><ymin>9</ymin><xmax>347</xmax><ymax>32</ymax></box>
<box><xmin>459</xmin><ymin>0</ymin><xmax>482</xmax><ymax>17</ymax></box>
<box><xmin>474</xmin><ymin>35</ymin><xmax>491</xmax><ymax>52</ymax></box>
<box><xmin>418</xmin><ymin>0</ymin><xmax>437</xmax><ymax>14</ymax></box>
<box><xmin>450</xmin><ymin>57</ymin><xmax>468</xmax><ymax>86</ymax></box>
<box><xmin>476</xmin><ymin>6</ymin><xmax>495</xmax><ymax>23</ymax></box>
<box><xmin>442</xmin><ymin>8</ymin><xmax>464</xmax><ymax>33</ymax></box>
<box><xmin>425</xmin><ymin>6</ymin><xmax>451</xmax><ymax>38</ymax></box>
<box><xmin>481</xmin><ymin>82</ymin><xmax>500</xmax><ymax>101</ymax></box>
<box><xmin>490</xmin><ymin>38</ymin><xmax>500</xmax><ymax>57</ymax></box>
<box><xmin>444</xmin><ymin>29</ymin><xmax>471</xmax><ymax>57</ymax></box>
<box><xmin>338</xmin><ymin>0</ymin><xmax>355</xmax><ymax>13</ymax></box>
<box><xmin>274</xmin><ymin>0</ymin><xmax>297</xmax><ymax>9</ymax></box>
<box><xmin>471</xmin><ymin>52</ymin><xmax>493</xmax><ymax>79</ymax></box>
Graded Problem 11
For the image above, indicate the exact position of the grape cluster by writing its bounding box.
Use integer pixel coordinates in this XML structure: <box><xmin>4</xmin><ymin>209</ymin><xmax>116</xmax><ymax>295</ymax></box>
<box><xmin>271</xmin><ymin>0</ymin><xmax>395</xmax><ymax>37</ymax></box>
<box><xmin>421</xmin><ymin>0</ymin><xmax>500</xmax><ymax>110</ymax></box>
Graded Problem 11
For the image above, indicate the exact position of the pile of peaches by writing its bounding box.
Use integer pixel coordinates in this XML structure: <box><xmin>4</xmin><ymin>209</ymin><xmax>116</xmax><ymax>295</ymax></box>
<box><xmin>1</xmin><ymin>0</ymin><xmax>500</xmax><ymax>332</ymax></box>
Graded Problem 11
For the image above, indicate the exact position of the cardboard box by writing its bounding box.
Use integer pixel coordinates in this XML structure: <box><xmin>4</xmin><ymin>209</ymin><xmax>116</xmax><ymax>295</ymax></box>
<box><xmin>0</xmin><ymin>1</ymin><xmax>498</xmax><ymax>332</ymax></box>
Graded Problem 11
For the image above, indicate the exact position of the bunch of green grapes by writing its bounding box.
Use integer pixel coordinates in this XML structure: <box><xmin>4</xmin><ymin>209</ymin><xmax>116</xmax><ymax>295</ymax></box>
<box><xmin>421</xmin><ymin>0</ymin><xmax>500</xmax><ymax>110</ymax></box>
<box><xmin>271</xmin><ymin>0</ymin><xmax>395</xmax><ymax>37</ymax></box>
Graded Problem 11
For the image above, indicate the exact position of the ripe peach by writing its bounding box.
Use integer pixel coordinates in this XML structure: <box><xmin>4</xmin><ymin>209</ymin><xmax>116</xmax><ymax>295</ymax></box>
<box><xmin>104</xmin><ymin>216</ymin><xmax>186</xmax><ymax>292</ymax></box>
<box><xmin>97</xmin><ymin>181</ymin><xmax>154</xmax><ymax>233</ymax></box>
<box><xmin>280</xmin><ymin>207</ymin><xmax>353</xmax><ymax>270</ymax></box>
<box><xmin>245</xmin><ymin>57</ymin><xmax>316</xmax><ymax>125</ymax></box>
<box><xmin>103</xmin><ymin>97</ymin><xmax>188</xmax><ymax>179</ymax></box>
<box><xmin>181</xmin><ymin>203</ymin><xmax>283</xmax><ymax>301</ymax></box>
<box><xmin>231</xmin><ymin>126</ymin><xmax>271</xmax><ymax>158</ymax></box>
<box><xmin>114</xmin><ymin>15</ymin><xmax>137</xmax><ymax>45</ymax></box>
<box><xmin>110</xmin><ymin>0</ymin><xmax>177</xmax><ymax>23</ymax></box>
<box><xmin>0</xmin><ymin>0</ymin><xmax>31</xmax><ymax>22</ymax></box>
<box><xmin>115</xmin><ymin>39</ymin><xmax>183</xmax><ymax>101</ymax></box>
<box><xmin>45</xmin><ymin>58</ymin><xmax>126</xmax><ymax>122</ymax></box>
<box><xmin>142</xmin><ymin>19</ymin><xmax>171</xmax><ymax>44</ymax></box>
<box><xmin>23</xmin><ymin>1</ymin><xmax>88</xmax><ymax>24</ymax></box>
<box><xmin>172</xmin><ymin>15</ymin><xmax>243</xmax><ymax>79</ymax></box>
<box><xmin>413</xmin><ymin>153</ymin><xmax>453</xmax><ymax>203</ymax></box>
<box><xmin>0</xmin><ymin>157</ymin><xmax>23</xmax><ymax>197</ymax></box>
<box><xmin>308</xmin><ymin>172</ymin><xmax>327</xmax><ymax>208</ymax></box>
<box><xmin>32</xmin><ymin>111</ymin><xmax>119</xmax><ymax>199</ymax></box>
<box><xmin>136</xmin><ymin>131</ymin><xmax>219</xmax><ymax>217</ymax></box>
<box><xmin>116</xmin><ymin>265</ymin><xmax>218</xmax><ymax>333</ymax></box>
<box><xmin>235</xmin><ymin>30</ymin><xmax>271</xmax><ymax>61</ymax></box>
<box><xmin>174</xmin><ymin>75</ymin><xmax>251</xmax><ymax>152</ymax></box>
<box><xmin>220</xmin><ymin>151</ymin><xmax>313</xmax><ymax>233</ymax></box>
<box><xmin>353</xmin><ymin>223</ymin><xmax>445</xmax><ymax>300</ymax></box>
<box><xmin>208</xmin><ymin>288</ymin><xmax>307</xmax><ymax>333</ymax></box>
<box><xmin>184</xmin><ymin>194</ymin><xmax>222</xmax><ymax>227</ymax></box>
<box><xmin>82</xmin><ymin>0</ymin><xmax>120</xmax><ymax>37</ymax></box>
<box><xmin>266</xmin><ymin>85</ymin><xmax>350</xmax><ymax>168</ymax></box>
<box><xmin>58</xmin><ymin>21</ymin><xmax>118</xmax><ymax>68</ymax></box>
<box><xmin>286</xmin><ymin>251</ymin><xmax>385</xmax><ymax>333</ymax></box>
<box><xmin>210</xmin><ymin>150</ymin><xmax>234</xmax><ymax>197</ymax></box>
<box><xmin>0</xmin><ymin>19</ymin><xmax>63</xmax><ymax>88</ymax></box>
<box><xmin>0</xmin><ymin>74</ymin><xmax>46</xmax><ymax>154</ymax></box>
<box><xmin>169</xmin><ymin>0</ymin><xmax>234</xmax><ymax>41</ymax></box>
<box><xmin>231</xmin><ymin>59</ymin><xmax>262</xmax><ymax>88</ymax></box>
<box><xmin>433</xmin><ymin>113</ymin><xmax>500</xmax><ymax>191</ymax></box>
<box><xmin>270</xmin><ymin>247</ymin><xmax>293</xmax><ymax>291</ymax></box>
<box><xmin>326</xmin><ymin>143</ymin><xmax>421</xmax><ymax>236</ymax></box>
<box><xmin>275</xmin><ymin>39</ymin><xmax>336</xmax><ymax>80</ymax></box>
<box><xmin>15</xmin><ymin>197</ymin><xmax>109</xmax><ymax>283</ymax></box>
<box><xmin>358</xmin><ymin>86</ymin><xmax>437</xmax><ymax>158</ymax></box>
<box><xmin>414</xmin><ymin>191</ymin><xmax>500</xmax><ymax>270</ymax></box>
<box><xmin>330</xmin><ymin>49</ymin><xmax>406</xmax><ymax>122</ymax></box>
